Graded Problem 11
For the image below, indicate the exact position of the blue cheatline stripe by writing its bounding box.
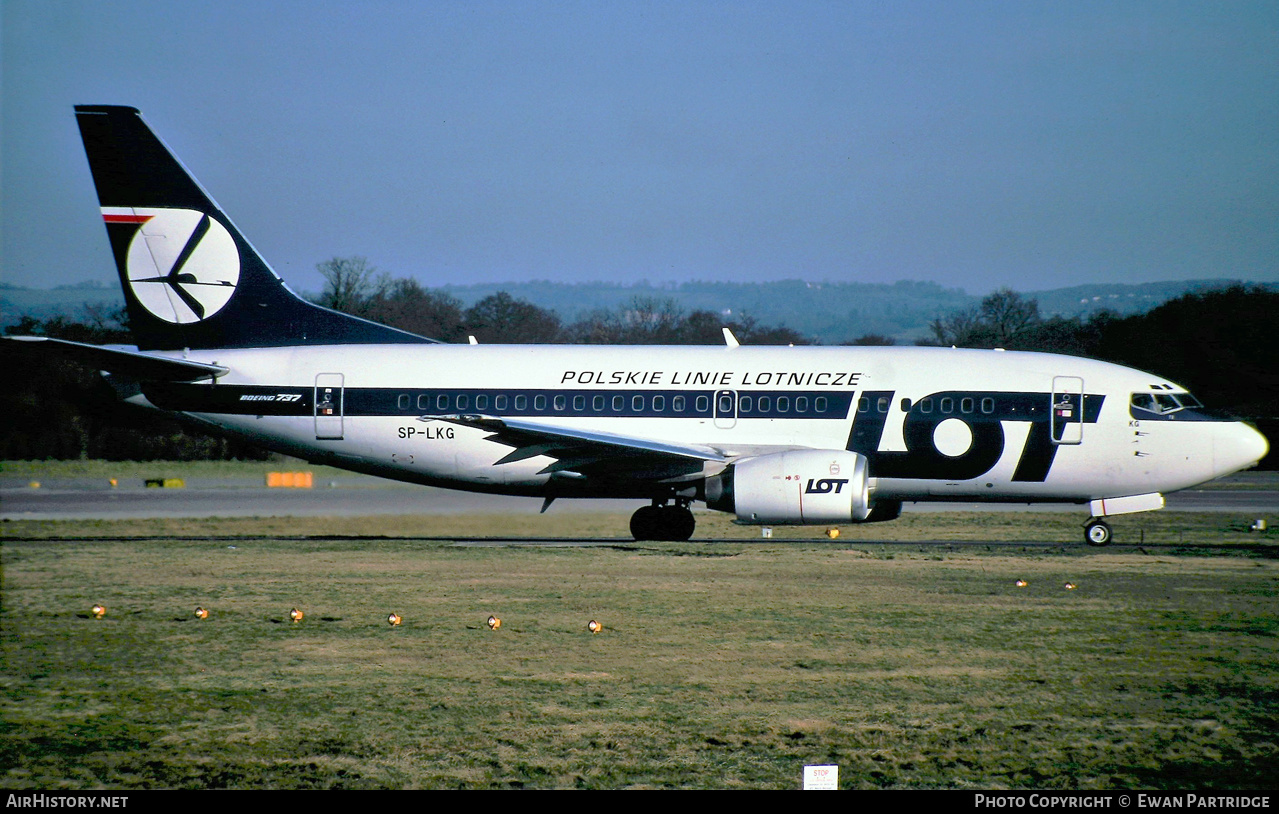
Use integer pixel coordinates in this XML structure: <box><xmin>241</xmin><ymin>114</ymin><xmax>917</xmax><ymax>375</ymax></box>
<box><xmin>142</xmin><ymin>383</ymin><xmax>857</xmax><ymax>420</ymax></box>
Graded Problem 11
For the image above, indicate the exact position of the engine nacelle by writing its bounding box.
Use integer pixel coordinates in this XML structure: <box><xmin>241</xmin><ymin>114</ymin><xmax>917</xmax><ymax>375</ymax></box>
<box><xmin>705</xmin><ymin>450</ymin><xmax>874</xmax><ymax>525</ymax></box>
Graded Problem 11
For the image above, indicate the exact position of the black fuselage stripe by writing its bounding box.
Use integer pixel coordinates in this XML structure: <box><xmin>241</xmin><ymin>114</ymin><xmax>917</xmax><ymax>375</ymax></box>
<box><xmin>143</xmin><ymin>384</ymin><xmax>856</xmax><ymax>420</ymax></box>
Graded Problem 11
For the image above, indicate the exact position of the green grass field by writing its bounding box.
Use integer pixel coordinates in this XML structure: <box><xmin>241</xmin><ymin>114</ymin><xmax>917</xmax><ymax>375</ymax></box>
<box><xmin>3</xmin><ymin>511</ymin><xmax>1277</xmax><ymax>789</ymax></box>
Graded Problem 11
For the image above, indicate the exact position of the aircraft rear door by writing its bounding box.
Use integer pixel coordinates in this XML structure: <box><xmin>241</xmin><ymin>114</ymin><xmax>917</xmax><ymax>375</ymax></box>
<box><xmin>1051</xmin><ymin>376</ymin><xmax>1084</xmax><ymax>445</ymax></box>
<box><xmin>315</xmin><ymin>373</ymin><xmax>345</xmax><ymax>440</ymax></box>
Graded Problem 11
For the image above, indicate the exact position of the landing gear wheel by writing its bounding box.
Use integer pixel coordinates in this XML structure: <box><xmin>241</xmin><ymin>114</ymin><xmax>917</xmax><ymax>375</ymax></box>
<box><xmin>664</xmin><ymin>506</ymin><xmax>696</xmax><ymax>542</ymax></box>
<box><xmin>1085</xmin><ymin>519</ymin><xmax>1112</xmax><ymax>547</ymax></box>
<box><xmin>630</xmin><ymin>505</ymin><xmax>662</xmax><ymax>541</ymax></box>
<box><xmin>630</xmin><ymin>504</ymin><xmax>696</xmax><ymax>542</ymax></box>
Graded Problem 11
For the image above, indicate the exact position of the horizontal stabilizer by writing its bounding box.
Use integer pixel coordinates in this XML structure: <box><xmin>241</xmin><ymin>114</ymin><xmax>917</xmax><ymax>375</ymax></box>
<box><xmin>3</xmin><ymin>336</ymin><xmax>228</xmax><ymax>381</ymax></box>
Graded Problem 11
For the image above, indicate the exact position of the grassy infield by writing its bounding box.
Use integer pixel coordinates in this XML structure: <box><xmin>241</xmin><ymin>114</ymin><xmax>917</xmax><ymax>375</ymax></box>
<box><xmin>2</xmin><ymin>464</ymin><xmax>1277</xmax><ymax>789</ymax></box>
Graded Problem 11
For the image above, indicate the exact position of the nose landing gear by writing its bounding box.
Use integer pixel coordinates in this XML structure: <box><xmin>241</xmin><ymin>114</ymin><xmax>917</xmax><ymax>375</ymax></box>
<box><xmin>630</xmin><ymin>500</ymin><xmax>696</xmax><ymax>542</ymax></box>
<box><xmin>1084</xmin><ymin>518</ymin><xmax>1112</xmax><ymax>546</ymax></box>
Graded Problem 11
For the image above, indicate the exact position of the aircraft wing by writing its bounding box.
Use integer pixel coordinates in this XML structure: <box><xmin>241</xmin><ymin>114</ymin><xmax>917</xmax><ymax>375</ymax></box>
<box><xmin>2</xmin><ymin>336</ymin><xmax>228</xmax><ymax>381</ymax></box>
<box><xmin>424</xmin><ymin>413</ymin><xmax>728</xmax><ymax>482</ymax></box>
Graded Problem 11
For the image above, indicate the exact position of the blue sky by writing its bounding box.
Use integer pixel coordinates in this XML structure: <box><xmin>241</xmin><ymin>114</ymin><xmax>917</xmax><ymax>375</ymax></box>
<box><xmin>3</xmin><ymin>1</ymin><xmax>1276</xmax><ymax>296</ymax></box>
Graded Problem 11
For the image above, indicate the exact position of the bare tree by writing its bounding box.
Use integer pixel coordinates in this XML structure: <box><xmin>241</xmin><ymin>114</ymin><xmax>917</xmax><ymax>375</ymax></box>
<box><xmin>464</xmin><ymin>292</ymin><xmax>562</xmax><ymax>343</ymax></box>
<box><xmin>316</xmin><ymin>256</ymin><xmax>377</xmax><ymax>314</ymax></box>
<box><xmin>362</xmin><ymin>278</ymin><xmax>467</xmax><ymax>342</ymax></box>
<box><xmin>930</xmin><ymin>288</ymin><xmax>1041</xmax><ymax>348</ymax></box>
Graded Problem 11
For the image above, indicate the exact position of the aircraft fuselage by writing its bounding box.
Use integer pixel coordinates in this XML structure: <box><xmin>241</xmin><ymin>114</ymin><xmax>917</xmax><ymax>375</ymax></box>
<box><xmin>132</xmin><ymin>343</ymin><xmax>1266</xmax><ymax>507</ymax></box>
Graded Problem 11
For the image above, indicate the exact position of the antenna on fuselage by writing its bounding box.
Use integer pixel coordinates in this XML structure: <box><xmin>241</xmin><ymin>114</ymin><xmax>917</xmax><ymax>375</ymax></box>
<box><xmin>722</xmin><ymin>328</ymin><xmax>740</xmax><ymax>348</ymax></box>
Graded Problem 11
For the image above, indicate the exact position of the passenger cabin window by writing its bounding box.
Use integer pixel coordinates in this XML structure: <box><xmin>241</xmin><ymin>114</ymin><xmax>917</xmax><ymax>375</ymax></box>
<box><xmin>673</xmin><ymin>395</ymin><xmax>686</xmax><ymax>412</ymax></box>
<box><xmin>397</xmin><ymin>394</ymin><xmax>410</xmax><ymax>411</ymax></box>
<box><xmin>815</xmin><ymin>397</ymin><xmax>827</xmax><ymax>413</ymax></box>
<box><xmin>514</xmin><ymin>395</ymin><xmax>527</xmax><ymax>411</ymax></box>
<box><xmin>573</xmin><ymin>395</ymin><xmax>585</xmax><ymax>411</ymax></box>
<box><xmin>456</xmin><ymin>395</ymin><xmax>469</xmax><ymax>410</ymax></box>
<box><xmin>495</xmin><ymin>395</ymin><xmax>508</xmax><ymax>411</ymax></box>
<box><xmin>653</xmin><ymin>395</ymin><xmax>665</xmax><ymax>411</ymax></box>
<box><xmin>417</xmin><ymin>394</ymin><xmax>431</xmax><ymax>411</ymax></box>
<box><xmin>695</xmin><ymin>396</ymin><xmax>709</xmax><ymax>412</ymax></box>
<box><xmin>534</xmin><ymin>395</ymin><xmax>547</xmax><ymax>411</ymax></box>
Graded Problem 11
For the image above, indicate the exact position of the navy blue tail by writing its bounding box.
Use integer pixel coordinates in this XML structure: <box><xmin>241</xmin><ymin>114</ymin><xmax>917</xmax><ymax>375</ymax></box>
<box><xmin>75</xmin><ymin>105</ymin><xmax>432</xmax><ymax>351</ymax></box>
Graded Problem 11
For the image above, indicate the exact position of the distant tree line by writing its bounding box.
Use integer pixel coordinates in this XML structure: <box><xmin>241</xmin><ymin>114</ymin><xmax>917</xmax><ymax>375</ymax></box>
<box><xmin>2</xmin><ymin>258</ymin><xmax>1274</xmax><ymax>465</ymax></box>
<box><xmin>925</xmin><ymin>284</ymin><xmax>1279</xmax><ymax>423</ymax></box>
<box><xmin>311</xmin><ymin>256</ymin><xmax>810</xmax><ymax>345</ymax></box>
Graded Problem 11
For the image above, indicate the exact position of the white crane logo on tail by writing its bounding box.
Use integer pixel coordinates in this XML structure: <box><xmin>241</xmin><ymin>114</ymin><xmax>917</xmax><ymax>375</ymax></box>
<box><xmin>109</xmin><ymin>207</ymin><xmax>241</xmax><ymax>324</ymax></box>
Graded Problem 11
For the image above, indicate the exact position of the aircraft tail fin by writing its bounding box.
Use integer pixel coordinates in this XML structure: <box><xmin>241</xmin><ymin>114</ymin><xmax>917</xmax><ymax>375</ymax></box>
<box><xmin>74</xmin><ymin>105</ymin><xmax>433</xmax><ymax>350</ymax></box>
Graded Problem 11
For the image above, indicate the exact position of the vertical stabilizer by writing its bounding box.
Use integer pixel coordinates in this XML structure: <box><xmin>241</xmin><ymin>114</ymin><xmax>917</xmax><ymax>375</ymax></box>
<box><xmin>74</xmin><ymin>105</ymin><xmax>432</xmax><ymax>350</ymax></box>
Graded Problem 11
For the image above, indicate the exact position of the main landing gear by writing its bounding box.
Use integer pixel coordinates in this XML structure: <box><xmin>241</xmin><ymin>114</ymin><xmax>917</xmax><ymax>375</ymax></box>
<box><xmin>1084</xmin><ymin>518</ymin><xmax>1112</xmax><ymax>546</ymax></box>
<box><xmin>630</xmin><ymin>500</ymin><xmax>696</xmax><ymax>542</ymax></box>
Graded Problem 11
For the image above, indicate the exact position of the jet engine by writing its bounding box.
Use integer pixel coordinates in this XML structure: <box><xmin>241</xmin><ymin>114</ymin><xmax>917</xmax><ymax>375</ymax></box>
<box><xmin>705</xmin><ymin>449</ymin><xmax>877</xmax><ymax>525</ymax></box>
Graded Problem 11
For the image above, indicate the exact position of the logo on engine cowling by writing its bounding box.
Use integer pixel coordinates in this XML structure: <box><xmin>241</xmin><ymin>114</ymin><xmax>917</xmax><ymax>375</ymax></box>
<box><xmin>805</xmin><ymin>478</ymin><xmax>850</xmax><ymax>494</ymax></box>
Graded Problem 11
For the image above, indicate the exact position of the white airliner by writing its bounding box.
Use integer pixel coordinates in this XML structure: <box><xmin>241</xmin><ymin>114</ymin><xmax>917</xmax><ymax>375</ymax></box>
<box><xmin>10</xmin><ymin>106</ymin><xmax>1268</xmax><ymax>544</ymax></box>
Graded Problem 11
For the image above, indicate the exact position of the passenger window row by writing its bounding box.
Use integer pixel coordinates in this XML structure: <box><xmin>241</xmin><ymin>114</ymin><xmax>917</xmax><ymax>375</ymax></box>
<box><xmin>392</xmin><ymin>391</ymin><xmax>837</xmax><ymax>417</ymax></box>
<box><xmin>856</xmin><ymin>396</ymin><xmax>996</xmax><ymax>415</ymax></box>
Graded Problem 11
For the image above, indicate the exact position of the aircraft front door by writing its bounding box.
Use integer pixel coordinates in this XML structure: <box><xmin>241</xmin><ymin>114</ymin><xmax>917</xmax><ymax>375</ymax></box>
<box><xmin>713</xmin><ymin>389</ymin><xmax>737</xmax><ymax>429</ymax></box>
<box><xmin>315</xmin><ymin>373</ymin><xmax>345</xmax><ymax>440</ymax></box>
<box><xmin>1051</xmin><ymin>376</ymin><xmax>1084</xmax><ymax>445</ymax></box>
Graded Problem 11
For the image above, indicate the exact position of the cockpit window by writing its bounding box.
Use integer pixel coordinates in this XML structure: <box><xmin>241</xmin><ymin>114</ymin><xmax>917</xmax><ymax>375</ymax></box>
<box><xmin>1131</xmin><ymin>392</ymin><xmax>1201</xmax><ymax>416</ymax></box>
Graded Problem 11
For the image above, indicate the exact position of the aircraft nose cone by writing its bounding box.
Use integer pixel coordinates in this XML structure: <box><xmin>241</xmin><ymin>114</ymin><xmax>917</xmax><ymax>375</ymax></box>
<box><xmin>1215</xmin><ymin>423</ymin><xmax>1270</xmax><ymax>476</ymax></box>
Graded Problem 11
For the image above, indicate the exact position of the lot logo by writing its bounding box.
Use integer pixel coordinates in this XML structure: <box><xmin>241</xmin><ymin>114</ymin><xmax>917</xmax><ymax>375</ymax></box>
<box><xmin>117</xmin><ymin>208</ymin><xmax>240</xmax><ymax>323</ymax></box>
<box><xmin>805</xmin><ymin>478</ymin><xmax>849</xmax><ymax>494</ymax></box>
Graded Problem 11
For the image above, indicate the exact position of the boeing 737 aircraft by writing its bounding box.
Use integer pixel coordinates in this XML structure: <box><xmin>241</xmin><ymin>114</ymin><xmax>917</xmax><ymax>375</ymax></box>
<box><xmin>10</xmin><ymin>106</ymin><xmax>1268</xmax><ymax>543</ymax></box>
